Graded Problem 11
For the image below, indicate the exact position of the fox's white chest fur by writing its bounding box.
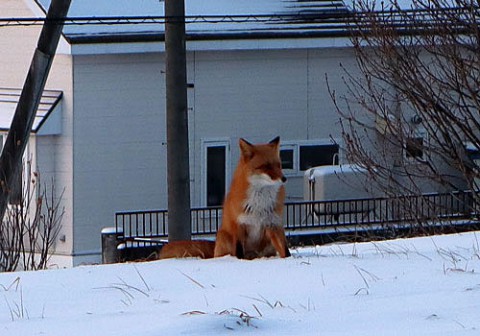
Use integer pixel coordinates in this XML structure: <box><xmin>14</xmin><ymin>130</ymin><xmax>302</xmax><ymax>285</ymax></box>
<box><xmin>238</xmin><ymin>173</ymin><xmax>283</xmax><ymax>236</ymax></box>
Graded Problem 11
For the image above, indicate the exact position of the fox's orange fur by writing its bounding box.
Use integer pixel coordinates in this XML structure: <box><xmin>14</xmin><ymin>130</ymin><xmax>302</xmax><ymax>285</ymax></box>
<box><xmin>214</xmin><ymin>137</ymin><xmax>290</xmax><ymax>259</ymax></box>
<box><xmin>158</xmin><ymin>240</ymin><xmax>215</xmax><ymax>259</ymax></box>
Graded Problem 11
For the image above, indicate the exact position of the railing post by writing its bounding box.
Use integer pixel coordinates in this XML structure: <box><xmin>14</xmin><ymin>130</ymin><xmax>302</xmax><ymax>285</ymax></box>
<box><xmin>101</xmin><ymin>227</ymin><xmax>123</xmax><ymax>264</ymax></box>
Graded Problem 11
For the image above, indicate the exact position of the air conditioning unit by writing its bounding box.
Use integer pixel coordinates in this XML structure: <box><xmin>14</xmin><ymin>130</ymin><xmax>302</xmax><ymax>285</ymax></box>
<box><xmin>304</xmin><ymin>164</ymin><xmax>380</xmax><ymax>216</ymax></box>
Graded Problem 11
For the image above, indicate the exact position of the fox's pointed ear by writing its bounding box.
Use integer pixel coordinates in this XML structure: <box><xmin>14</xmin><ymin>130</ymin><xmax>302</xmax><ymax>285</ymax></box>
<box><xmin>269</xmin><ymin>136</ymin><xmax>280</xmax><ymax>147</ymax></box>
<box><xmin>239</xmin><ymin>138</ymin><xmax>254</xmax><ymax>159</ymax></box>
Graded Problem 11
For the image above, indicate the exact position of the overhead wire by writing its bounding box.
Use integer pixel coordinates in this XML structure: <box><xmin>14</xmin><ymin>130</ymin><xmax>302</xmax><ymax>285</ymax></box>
<box><xmin>0</xmin><ymin>14</ymin><xmax>334</xmax><ymax>27</ymax></box>
<box><xmin>0</xmin><ymin>7</ymin><xmax>477</xmax><ymax>29</ymax></box>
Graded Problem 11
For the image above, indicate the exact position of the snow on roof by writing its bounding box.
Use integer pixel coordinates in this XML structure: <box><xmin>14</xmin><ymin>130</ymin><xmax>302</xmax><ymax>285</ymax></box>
<box><xmin>32</xmin><ymin>0</ymin><xmax>463</xmax><ymax>45</ymax></box>
<box><xmin>33</xmin><ymin>0</ymin><xmax>351</xmax><ymax>42</ymax></box>
<box><xmin>342</xmin><ymin>0</ymin><xmax>422</xmax><ymax>10</ymax></box>
<box><xmin>0</xmin><ymin>88</ymin><xmax>62</xmax><ymax>133</ymax></box>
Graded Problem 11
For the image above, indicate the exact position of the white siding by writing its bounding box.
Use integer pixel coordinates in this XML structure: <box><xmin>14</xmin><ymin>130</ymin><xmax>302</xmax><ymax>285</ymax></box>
<box><xmin>0</xmin><ymin>2</ymin><xmax>41</xmax><ymax>88</ymax></box>
<box><xmin>72</xmin><ymin>53</ymin><xmax>167</xmax><ymax>254</ymax></box>
<box><xmin>193</xmin><ymin>49</ymin><xmax>309</xmax><ymax>141</ymax></box>
<box><xmin>38</xmin><ymin>54</ymin><xmax>75</xmax><ymax>258</ymax></box>
<box><xmin>69</xmin><ymin>47</ymin><xmax>357</xmax><ymax>255</ymax></box>
<box><xmin>190</xmin><ymin>48</ymin><xmax>354</xmax><ymax>202</ymax></box>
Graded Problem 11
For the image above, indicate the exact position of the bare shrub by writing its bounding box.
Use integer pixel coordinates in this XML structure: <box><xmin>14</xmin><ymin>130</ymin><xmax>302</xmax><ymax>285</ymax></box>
<box><xmin>328</xmin><ymin>0</ymin><xmax>480</xmax><ymax>228</ymax></box>
<box><xmin>0</xmin><ymin>161</ymin><xmax>64</xmax><ymax>272</ymax></box>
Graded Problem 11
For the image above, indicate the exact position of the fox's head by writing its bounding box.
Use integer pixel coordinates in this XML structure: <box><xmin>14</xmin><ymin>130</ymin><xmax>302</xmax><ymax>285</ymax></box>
<box><xmin>239</xmin><ymin>136</ymin><xmax>287</xmax><ymax>185</ymax></box>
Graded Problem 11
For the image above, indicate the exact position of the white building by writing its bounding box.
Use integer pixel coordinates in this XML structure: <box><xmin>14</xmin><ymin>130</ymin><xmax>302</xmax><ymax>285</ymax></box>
<box><xmin>0</xmin><ymin>0</ymin><xmax>454</xmax><ymax>266</ymax></box>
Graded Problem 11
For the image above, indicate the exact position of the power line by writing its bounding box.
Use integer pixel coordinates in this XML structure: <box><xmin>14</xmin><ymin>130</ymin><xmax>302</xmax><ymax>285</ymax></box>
<box><xmin>0</xmin><ymin>6</ymin><xmax>478</xmax><ymax>27</ymax></box>
<box><xmin>0</xmin><ymin>14</ymin><xmax>342</xmax><ymax>27</ymax></box>
<box><xmin>0</xmin><ymin>7</ymin><xmax>478</xmax><ymax>29</ymax></box>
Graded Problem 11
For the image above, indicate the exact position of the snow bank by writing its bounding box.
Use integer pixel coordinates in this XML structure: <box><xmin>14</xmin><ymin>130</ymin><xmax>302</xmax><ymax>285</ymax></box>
<box><xmin>0</xmin><ymin>232</ymin><xmax>479</xmax><ymax>335</ymax></box>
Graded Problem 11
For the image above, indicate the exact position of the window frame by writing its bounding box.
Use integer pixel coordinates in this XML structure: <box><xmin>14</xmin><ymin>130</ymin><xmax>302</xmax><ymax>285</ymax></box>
<box><xmin>200</xmin><ymin>138</ymin><xmax>231</xmax><ymax>207</ymax></box>
<box><xmin>279</xmin><ymin>143</ymin><xmax>297</xmax><ymax>175</ymax></box>
<box><xmin>280</xmin><ymin>139</ymin><xmax>341</xmax><ymax>176</ymax></box>
<box><xmin>404</xmin><ymin>129</ymin><xmax>427</xmax><ymax>162</ymax></box>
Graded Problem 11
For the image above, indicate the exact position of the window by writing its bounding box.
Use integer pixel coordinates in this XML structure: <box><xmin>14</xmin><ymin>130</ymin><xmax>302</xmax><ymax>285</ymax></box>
<box><xmin>405</xmin><ymin>137</ymin><xmax>424</xmax><ymax>159</ymax></box>
<box><xmin>299</xmin><ymin>144</ymin><xmax>339</xmax><ymax>170</ymax></box>
<box><xmin>466</xmin><ymin>142</ymin><xmax>480</xmax><ymax>162</ymax></box>
<box><xmin>279</xmin><ymin>140</ymin><xmax>340</xmax><ymax>175</ymax></box>
<box><xmin>280</xmin><ymin>148</ymin><xmax>294</xmax><ymax>170</ymax></box>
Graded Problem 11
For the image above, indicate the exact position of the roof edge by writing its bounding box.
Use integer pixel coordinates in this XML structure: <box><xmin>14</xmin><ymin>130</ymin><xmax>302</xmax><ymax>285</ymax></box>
<box><xmin>65</xmin><ymin>29</ymin><xmax>355</xmax><ymax>45</ymax></box>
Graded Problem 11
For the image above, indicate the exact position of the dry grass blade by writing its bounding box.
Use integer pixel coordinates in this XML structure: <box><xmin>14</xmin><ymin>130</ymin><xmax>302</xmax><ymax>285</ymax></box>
<box><xmin>181</xmin><ymin>310</ymin><xmax>206</xmax><ymax>315</ymax></box>
<box><xmin>354</xmin><ymin>287</ymin><xmax>369</xmax><ymax>296</ymax></box>
<box><xmin>133</xmin><ymin>265</ymin><xmax>151</xmax><ymax>292</ymax></box>
<box><xmin>473</xmin><ymin>232</ymin><xmax>479</xmax><ymax>259</ymax></box>
<box><xmin>0</xmin><ymin>276</ymin><xmax>21</xmax><ymax>291</ymax></box>
<box><xmin>4</xmin><ymin>287</ymin><xmax>28</xmax><ymax>321</ymax></box>
<box><xmin>179</xmin><ymin>270</ymin><xmax>205</xmax><ymax>289</ymax></box>
<box><xmin>252</xmin><ymin>304</ymin><xmax>263</xmax><ymax>317</ymax></box>
<box><xmin>114</xmin><ymin>277</ymin><xmax>149</xmax><ymax>297</ymax></box>
<box><xmin>353</xmin><ymin>265</ymin><xmax>379</xmax><ymax>289</ymax></box>
<box><xmin>242</xmin><ymin>294</ymin><xmax>277</xmax><ymax>309</ymax></box>
<box><xmin>354</xmin><ymin>265</ymin><xmax>370</xmax><ymax>289</ymax></box>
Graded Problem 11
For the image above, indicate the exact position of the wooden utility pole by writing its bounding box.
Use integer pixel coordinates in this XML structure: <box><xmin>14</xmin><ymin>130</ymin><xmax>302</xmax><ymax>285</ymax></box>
<box><xmin>0</xmin><ymin>0</ymin><xmax>71</xmax><ymax>222</ymax></box>
<box><xmin>165</xmin><ymin>0</ymin><xmax>192</xmax><ymax>241</ymax></box>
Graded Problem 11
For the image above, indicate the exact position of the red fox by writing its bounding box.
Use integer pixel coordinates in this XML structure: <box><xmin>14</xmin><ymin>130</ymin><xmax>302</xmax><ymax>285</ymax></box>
<box><xmin>214</xmin><ymin>137</ymin><xmax>291</xmax><ymax>259</ymax></box>
<box><xmin>158</xmin><ymin>240</ymin><xmax>215</xmax><ymax>259</ymax></box>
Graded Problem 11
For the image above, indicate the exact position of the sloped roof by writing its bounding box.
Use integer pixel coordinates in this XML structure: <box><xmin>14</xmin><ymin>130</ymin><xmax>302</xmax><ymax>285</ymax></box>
<box><xmin>31</xmin><ymin>0</ymin><xmax>461</xmax><ymax>46</ymax></box>
<box><xmin>33</xmin><ymin>0</ymin><xmax>354</xmax><ymax>43</ymax></box>
<box><xmin>0</xmin><ymin>88</ymin><xmax>62</xmax><ymax>133</ymax></box>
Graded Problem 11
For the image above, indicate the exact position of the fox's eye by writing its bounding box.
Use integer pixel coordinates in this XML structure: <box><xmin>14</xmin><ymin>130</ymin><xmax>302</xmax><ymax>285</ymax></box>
<box><xmin>257</xmin><ymin>163</ymin><xmax>271</xmax><ymax>171</ymax></box>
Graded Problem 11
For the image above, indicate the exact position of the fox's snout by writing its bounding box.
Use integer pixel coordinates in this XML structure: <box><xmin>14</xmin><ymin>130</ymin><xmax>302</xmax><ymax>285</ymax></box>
<box><xmin>273</xmin><ymin>168</ymin><xmax>287</xmax><ymax>183</ymax></box>
<box><xmin>263</xmin><ymin>170</ymin><xmax>286</xmax><ymax>184</ymax></box>
<box><xmin>250</xmin><ymin>172</ymin><xmax>286</xmax><ymax>187</ymax></box>
<box><xmin>260</xmin><ymin>166</ymin><xmax>286</xmax><ymax>184</ymax></box>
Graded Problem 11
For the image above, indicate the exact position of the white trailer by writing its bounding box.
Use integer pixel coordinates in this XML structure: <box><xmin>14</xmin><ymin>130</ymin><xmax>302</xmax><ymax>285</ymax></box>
<box><xmin>304</xmin><ymin>164</ymin><xmax>380</xmax><ymax>220</ymax></box>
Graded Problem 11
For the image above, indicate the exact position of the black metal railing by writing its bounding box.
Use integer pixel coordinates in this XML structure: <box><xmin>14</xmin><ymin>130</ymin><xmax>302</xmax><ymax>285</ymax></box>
<box><xmin>115</xmin><ymin>190</ymin><xmax>478</xmax><ymax>248</ymax></box>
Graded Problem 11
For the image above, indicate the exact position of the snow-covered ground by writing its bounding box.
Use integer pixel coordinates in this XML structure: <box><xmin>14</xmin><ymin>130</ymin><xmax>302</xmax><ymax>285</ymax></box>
<box><xmin>1</xmin><ymin>232</ymin><xmax>479</xmax><ymax>335</ymax></box>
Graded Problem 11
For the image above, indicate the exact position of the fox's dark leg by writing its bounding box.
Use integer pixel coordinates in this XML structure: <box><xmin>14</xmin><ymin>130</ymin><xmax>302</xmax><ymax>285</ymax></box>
<box><xmin>235</xmin><ymin>240</ymin><xmax>245</xmax><ymax>259</ymax></box>
<box><xmin>266</xmin><ymin>226</ymin><xmax>291</xmax><ymax>258</ymax></box>
<box><xmin>235</xmin><ymin>224</ymin><xmax>250</xmax><ymax>259</ymax></box>
<box><xmin>214</xmin><ymin>229</ymin><xmax>236</xmax><ymax>257</ymax></box>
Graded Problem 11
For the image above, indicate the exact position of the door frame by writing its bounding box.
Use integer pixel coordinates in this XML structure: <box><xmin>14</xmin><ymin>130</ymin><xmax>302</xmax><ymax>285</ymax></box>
<box><xmin>200</xmin><ymin>138</ymin><xmax>231</xmax><ymax>207</ymax></box>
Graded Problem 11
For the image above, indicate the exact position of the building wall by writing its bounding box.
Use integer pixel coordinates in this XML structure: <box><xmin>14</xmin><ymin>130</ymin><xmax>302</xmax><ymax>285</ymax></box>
<box><xmin>44</xmin><ymin>45</ymin><xmax>473</xmax><ymax>264</ymax></box>
<box><xmin>72</xmin><ymin>53</ymin><xmax>168</xmax><ymax>257</ymax></box>
<box><xmin>37</xmin><ymin>53</ymin><xmax>75</xmax><ymax>262</ymax></box>
<box><xmin>68</xmin><ymin>47</ymin><xmax>356</xmax><ymax>260</ymax></box>
<box><xmin>191</xmin><ymin>47</ymin><xmax>356</xmax><ymax>203</ymax></box>
<box><xmin>0</xmin><ymin>1</ymin><xmax>41</xmax><ymax>88</ymax></box>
